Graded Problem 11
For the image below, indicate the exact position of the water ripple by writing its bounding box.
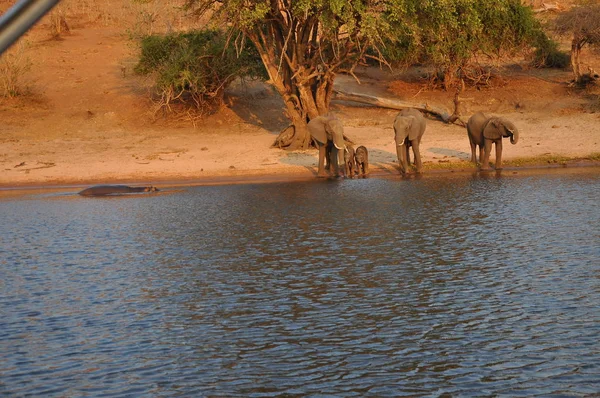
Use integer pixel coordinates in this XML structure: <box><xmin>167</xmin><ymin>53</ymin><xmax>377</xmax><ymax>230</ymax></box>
<box><xmin>1</xmin><ymin>169</ymin><xmax>599</xmax><ymax>396</ymax></box>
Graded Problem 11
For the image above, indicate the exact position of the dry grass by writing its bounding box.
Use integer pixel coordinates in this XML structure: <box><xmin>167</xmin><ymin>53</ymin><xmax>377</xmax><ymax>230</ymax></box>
<box><xmin>420</xmin><ymin>153</ymin><xmax>600</xmax><ymax>172</ymax></box>
<box><xmin>0</xmin><ymin>41</ymin><xmax>33</xmax><ymax>98</ymax></box>
<box><xmin>38</xmin><ymin>0</ymin><xmax>195</xmax><ymax>36</ymax></box>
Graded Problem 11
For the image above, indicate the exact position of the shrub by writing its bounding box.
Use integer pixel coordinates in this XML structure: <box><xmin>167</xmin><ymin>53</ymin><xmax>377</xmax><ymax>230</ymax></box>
<box><xmin>530</xmin><ymin>32</ymin><xmax>570</xmax><ymax>68</ymax></box>
<box><xmin>0</xmin><ymin>41</ymin><xmax>33</xmax><ymax>98</ymax></box>
<box><xmin>135</xmin><ymin>29</ymin><xmax>266</xmax><ymax>112</ymax></box>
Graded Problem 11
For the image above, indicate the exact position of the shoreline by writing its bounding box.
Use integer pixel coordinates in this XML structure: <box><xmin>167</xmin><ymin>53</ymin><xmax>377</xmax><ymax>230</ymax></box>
<box><xmin>2</xmin><ymin>157</ymin><xmax>599</xmax><ymax>193</ymax></box>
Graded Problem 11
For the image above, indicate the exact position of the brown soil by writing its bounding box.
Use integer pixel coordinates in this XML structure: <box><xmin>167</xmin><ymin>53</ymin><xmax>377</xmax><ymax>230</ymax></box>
<box><xmin>1</xmin><ymin>1</ymin><xmax>599</xmax><ymax>188</ymax></box>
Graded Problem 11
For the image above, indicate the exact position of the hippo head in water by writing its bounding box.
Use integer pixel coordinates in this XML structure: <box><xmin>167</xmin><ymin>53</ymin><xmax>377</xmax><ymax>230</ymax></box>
<box><xmin>78</xmin><ymin>185</ymin><xmax>160</xmax><ymax>196</ymax></box>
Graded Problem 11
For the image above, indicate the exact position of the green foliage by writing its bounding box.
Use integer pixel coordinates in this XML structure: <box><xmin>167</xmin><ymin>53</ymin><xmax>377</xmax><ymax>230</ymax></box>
<box><xmin>531</xmin><ymin>33</ymin><xmax>570</xmax><ymax>68</ymax></box>
<box><xmin>382</xmin><ymin>0</ymin><xmax>546</xmax><ymax>86</ymax></box>
<box><xmin>135</xmin><ymin>29</ymin><xmax>266</xmax><ymax>111</ymax></box>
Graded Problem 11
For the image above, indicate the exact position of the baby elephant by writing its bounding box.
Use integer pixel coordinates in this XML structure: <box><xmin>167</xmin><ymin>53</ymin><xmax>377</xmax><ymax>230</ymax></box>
<box><xmin>79</xmin><ymin>185</ymin><xmax>159</xmax><ymax>196</ymax></box>
<box><xmin>467</xmin><ymin>112</ymin><xmax>519</xmax><ymax>170</ymax></box>
<box><xmin>354</xmin><ymin>145</ymin><xmax>369</xmax><ymax>176</ymax></box>
<box><xmin>344</xmin><ymin>145</ymin><xmax>357</xmax><ymax>177</ymax></box>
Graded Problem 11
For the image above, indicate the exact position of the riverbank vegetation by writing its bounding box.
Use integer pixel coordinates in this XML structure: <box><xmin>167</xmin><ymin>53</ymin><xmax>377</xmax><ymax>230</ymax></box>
<box><xmin>131</xmin><ymin>0</ymin><xmax>554</xmax><ymax>150</ymax></box>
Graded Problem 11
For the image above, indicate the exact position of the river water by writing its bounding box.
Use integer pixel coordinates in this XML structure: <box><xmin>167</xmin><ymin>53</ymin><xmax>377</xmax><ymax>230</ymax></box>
<box><xmin>1</xmin><ymin>168</ymin><xmax>599</xmax><ymax>397</ymax></box>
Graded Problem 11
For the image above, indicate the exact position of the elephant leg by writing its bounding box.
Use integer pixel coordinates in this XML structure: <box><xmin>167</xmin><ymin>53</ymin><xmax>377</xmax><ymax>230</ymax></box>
<box><xmin>405</xmin><ymin>145</ymin><xmax>411</xmax><ymax>166</ymax></box>
<box><xmin>317</xmin><ymin>144</ymin><xmax>328</xmax><ymax>177</ymax></box>
<box><xmin>469</xmin><ymin>141</ymin><xmax>477</xmax><ymax>163</ymax></box>
<box><xmin>324</xmin><ymin>142</ymin><xmax>333</xmax><ymax>172</ymax></box>
<box><xmin>478</xmin><ymin>145</ymin><xmax>484</xmax><ymax>165</ymax></box>
<box><xmin>495</xmin><ymin>139</ymin><xmax>503</xmax><ymax>170</ymax></box>
<box><xmin>412</xmin><ymin>140</ymin><xmax>423</xmax><ymax>173</ymax></box>
<box><xmin>363</xmin><ymin>160</ymin><xmax>369</xmax><ymax>175</ymax></box>
<box><xmin>345</xmin><ymin>159</ymin><xmax>352</xmax><ymax>178</ymax></box>
<box><xmin>482</xmin><ymin>140</ymin><xmax>493</xmax><ymax>170</ymax></box>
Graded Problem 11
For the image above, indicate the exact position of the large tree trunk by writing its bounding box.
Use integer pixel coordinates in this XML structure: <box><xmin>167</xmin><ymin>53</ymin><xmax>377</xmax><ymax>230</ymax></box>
<box><xmin>272</xmin><ymin>74</ymin><xmax>334</xmax><ymax>149</ymax></box>
<box><xmin>243</xmin><ymin>10</ymin><xmax>354</xmax><ymax>150</ymax></box>
<box><xmin>252</xmin><ymin>35</ymin><xmax>317</xmax><ymax>150</ymax></box>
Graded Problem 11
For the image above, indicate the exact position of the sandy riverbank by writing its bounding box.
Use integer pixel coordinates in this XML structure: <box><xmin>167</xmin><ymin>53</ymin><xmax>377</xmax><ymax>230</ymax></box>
<box><xmin>1</xmin><ymin>25</ymin><xmax>600</xmax><ymax>189</ymax></box>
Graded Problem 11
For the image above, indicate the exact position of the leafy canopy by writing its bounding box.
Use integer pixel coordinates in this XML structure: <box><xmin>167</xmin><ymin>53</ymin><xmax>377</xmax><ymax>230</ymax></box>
<box><xmin>383</xmin><ymin>0</ymin><xmax>545</xmax><ymax>79</ymax></box>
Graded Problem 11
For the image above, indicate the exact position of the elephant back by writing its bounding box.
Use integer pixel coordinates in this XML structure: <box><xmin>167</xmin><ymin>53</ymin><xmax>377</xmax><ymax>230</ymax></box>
<box><xmin>355</xmin><ymin>146</ymin><xmax>368</xmax><ymax>163</ymax></box>
<box><xmin>467</xmin><ymin>112</ymin><xmax>488</xmax><ymax>141</ymax></box>
<box><xmin>345</xmin><ymin>144</ymin><xmax>355</xmax><ymax>160</ymax></box>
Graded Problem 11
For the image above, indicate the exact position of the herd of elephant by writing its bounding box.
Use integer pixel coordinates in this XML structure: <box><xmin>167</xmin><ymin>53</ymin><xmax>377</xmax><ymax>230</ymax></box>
<box><xmin>308</xmin><ymin>110</ymin><xmax>520</xmax><ymax>177</ymax></box>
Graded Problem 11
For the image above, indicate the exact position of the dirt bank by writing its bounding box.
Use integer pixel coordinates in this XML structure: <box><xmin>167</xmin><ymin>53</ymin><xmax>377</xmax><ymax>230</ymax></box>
<box><xmin>1</xmin><ymin>13</ymin><xmax>600</xmax><ymax>188</ymax></box>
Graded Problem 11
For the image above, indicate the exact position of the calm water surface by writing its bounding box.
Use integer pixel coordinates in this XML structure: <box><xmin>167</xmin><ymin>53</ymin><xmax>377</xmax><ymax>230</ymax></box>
<box><xmin>1</xmin><ymin>169</ymin><xmax>599</xmax><ymax>397</ymax></box>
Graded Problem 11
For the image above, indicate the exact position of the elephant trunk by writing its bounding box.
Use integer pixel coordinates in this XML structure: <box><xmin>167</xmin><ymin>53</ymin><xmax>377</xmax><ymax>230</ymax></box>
<box><xmin>396</xmin><ymin>143</ymin><xmax>407</xmax><ymax>174</ymax></box>
<box><xmin>510</xmin><ymin>130</ymin><xmax>519</xmax><ymax>145</ymax></box>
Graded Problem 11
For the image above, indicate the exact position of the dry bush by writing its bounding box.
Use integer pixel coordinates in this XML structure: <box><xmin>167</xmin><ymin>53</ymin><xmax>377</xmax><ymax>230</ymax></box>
<box><xmin>0</xmin><ymin>41</ymin><xmax>33</xmax><ymax>98</ymax></box>
<box><xmin>48</xmin><ymin>7</ymin><xmax>71</xmax><ymax>38</ymax></box>
<box><xmin>42</xmin><ymin>0</ymin><xmax>193</xmax><ymax>35</ymax></box>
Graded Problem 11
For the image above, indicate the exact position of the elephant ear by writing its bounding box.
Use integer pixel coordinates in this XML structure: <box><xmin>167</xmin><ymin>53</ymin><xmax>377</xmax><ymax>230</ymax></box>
<box><xmin>483</xmin><ymin>118</ymin><xmax>504</xmax><ymax>140</ymax></box>
<box><xmin>395</xmin><ymin>116</ymin><xmax>414</xmax><ymax>145</ymax></box>
<box><xmin>307</xmin><ymin>116</ymin><xmax>328</xmax><ymax>145</ymax></box>
<box><xmin>407</xmin><ymin>116</ymin><xmax>423</xmax><ymax>141</ymax></box>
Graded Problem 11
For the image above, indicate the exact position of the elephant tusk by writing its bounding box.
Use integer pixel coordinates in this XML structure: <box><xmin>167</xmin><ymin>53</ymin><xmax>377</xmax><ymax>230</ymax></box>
<box><xmin>334</xmin><ymin>143</ymin><xmax>344</xmax><ymax>150</ymax></box>
<box><xmin>397</xmin><ymin>140</ymin><xmax>405</xmax><ymax>146</ymax></box>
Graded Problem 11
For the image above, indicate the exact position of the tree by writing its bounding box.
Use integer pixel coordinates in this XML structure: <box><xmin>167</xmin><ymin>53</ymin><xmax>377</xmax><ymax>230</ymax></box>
<box><xmin>184</xmin><ymin>0</ymin><xmax>398</xmax><ymax>149</ymax></box>
<box><xmin>183</xmin><ymin>0</ymin><xmax>543</xmax><ymax>149</ymax></box>
<box><xmin>383</xmin><ymin>0</ymin><xmax>543</xmax><ymax>89</ymax></box>
<box><xmin>554</xmin><ymin>3</ymin><xmax>600</xmax><ymax>84</ymax></box>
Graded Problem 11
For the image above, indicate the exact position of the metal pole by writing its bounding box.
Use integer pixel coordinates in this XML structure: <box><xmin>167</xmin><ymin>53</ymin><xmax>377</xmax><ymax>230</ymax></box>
<box><xmin>0</xmin><ymin>0</ymin><xmax>61</xmax><ymax>55</ymax></box>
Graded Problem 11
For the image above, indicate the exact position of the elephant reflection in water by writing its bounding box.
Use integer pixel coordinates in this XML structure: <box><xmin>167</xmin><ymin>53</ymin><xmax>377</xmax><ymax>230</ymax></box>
<box><xmin>467</xmin><ymin>112</ymin><xmax>519</xmax><ymax>170</ymax></box>
<box><xmin>308</xmin><ymin>114</ymin><xmax>347</xmax><ymax>177</ymax></box>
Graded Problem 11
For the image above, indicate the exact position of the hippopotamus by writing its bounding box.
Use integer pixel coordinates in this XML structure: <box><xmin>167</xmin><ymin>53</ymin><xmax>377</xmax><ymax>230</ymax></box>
<box><xmin>78</xmin><ymin>185</ymin><xmax>159</xmax><ymax>196</ymax></box>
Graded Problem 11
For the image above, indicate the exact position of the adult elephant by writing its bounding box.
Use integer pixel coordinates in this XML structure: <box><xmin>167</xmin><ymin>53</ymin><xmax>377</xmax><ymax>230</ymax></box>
<box><xmin>393</xmin><ymin>108</ymin><xmax>426</xmax><ymax>174</ymax></box>
<box><xmin>467</xmin><ymin>112</ymin><xmax>519</xmax><ymax>170</ymax></box>
<box><xmin>308</xmin><ymin>114</ymin><xmax>346</xmax><ymax>177</ymax></box>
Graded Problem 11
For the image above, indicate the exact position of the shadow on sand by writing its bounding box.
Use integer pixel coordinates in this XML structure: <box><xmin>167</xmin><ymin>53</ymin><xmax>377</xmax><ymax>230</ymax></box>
<box><xmin>428</xmin><ymin>147</ymin><xmax>470</xmax><ymax>161</ymax></box>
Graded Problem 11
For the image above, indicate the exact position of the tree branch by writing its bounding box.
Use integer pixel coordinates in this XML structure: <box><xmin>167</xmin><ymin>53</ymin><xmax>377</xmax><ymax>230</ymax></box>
<box><xmin>332</xmin><ymin>89</ymin><xmax>456</xmax><ymax>124</ymax></box>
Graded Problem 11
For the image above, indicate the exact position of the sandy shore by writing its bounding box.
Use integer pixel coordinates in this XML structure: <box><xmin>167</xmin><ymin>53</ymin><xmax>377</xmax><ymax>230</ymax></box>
<box><xmin>1</xmin><ymin>26</ymin><xmax>599</xmax><ymax>189</ymax></box>
<box><xmin>2</xmin><ymin>104</ymin><xmax>599</xmax><ymax>190</ymax></box>
<box><xmin>2</xmin><ymin>12</ymin><xmax>600</xmax><ymax>191</ymax></box>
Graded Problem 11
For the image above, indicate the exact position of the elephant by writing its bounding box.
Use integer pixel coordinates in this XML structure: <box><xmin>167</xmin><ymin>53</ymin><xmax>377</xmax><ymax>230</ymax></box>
<box><xmin>466</xmin><ymin>112</ymin><xmax>519</xmax><ymax>170</ymax></box>
<box><xmin>393</xmin><ymin>108</ymin><xmax>426</xmax><ymax>174</ymax></box>
<box><xmin>308</xmin><ymin>114</ymin><xmax>346</xmax><ymax>177</ymax></box>
<box><xmin>79</xmin><ymin>185</ymin><xmax>159</xmax><ymax>196</ymax></box>
<box><xmin>354</xmin><ymin>145</ymin><xmax>369</xmax><ymax>176</ymax></box>
<box><xmin>344</xmin><ymin>144</ymin><xmax>357</xmax><ymax>177</ymax></box>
